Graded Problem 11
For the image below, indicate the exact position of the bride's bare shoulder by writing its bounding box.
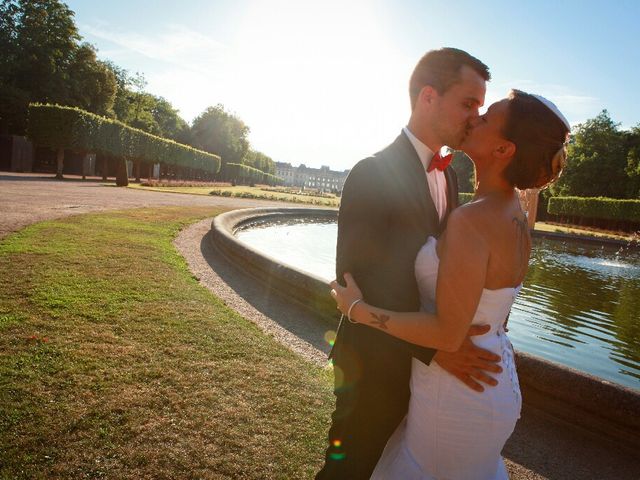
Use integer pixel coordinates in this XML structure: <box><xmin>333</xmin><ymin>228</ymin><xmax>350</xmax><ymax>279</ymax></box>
<box><xmin>454</xmin><ymin>196</ymin><xmax>513</xmax><ymax>224</ymax></box>
<box><xmin>445</xmin><ymin>202</ymin><xmax>488</xmax><ymax>243</ymax></box>
<box><xmin>444</xmin><ymin>198</ymin><xmax>502</xmax><ymax>247</ymax></box>
<box><xmin>438</xmin><ymin>202</ymin><xmax>490</xmax><ymax>261</ymax></box>
<box><xmin>450</xmin><ymin>199</ymin><xmax>490</xmax><ymax>226</ymax></box>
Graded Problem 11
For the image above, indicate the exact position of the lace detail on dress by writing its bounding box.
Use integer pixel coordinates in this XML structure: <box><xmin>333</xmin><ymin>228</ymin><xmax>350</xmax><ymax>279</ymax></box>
<box><xmin>497</xmin><ymin>325</ymin><xmax>522</xmax><ymax>406</ymax></box>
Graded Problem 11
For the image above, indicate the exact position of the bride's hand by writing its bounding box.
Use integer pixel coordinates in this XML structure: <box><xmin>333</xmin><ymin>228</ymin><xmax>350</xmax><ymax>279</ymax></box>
<box><xmin>330</xmin><ymin>273</ymin><xmax>363</xmax><ymax>316</ymax></box>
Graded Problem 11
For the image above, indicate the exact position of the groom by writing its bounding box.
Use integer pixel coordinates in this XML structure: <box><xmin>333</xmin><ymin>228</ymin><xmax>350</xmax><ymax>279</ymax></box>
<box><xmin>316</xmin><ymin>48</ymin><xmax>501</xmax><ymax>479</ymax></box>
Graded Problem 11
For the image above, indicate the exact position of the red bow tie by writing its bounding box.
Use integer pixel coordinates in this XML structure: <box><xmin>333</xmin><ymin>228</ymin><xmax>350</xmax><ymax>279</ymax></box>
<box><xmin>427</xmin><ymin>151</ymin><xmax>453</xmax><ymax>173</ymax></box>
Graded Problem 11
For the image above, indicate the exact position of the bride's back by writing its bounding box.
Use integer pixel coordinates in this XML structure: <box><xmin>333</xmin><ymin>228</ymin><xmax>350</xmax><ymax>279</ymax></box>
<box><xmin>439</xmin><ymin>193</ymin><xmax>531</xmax><ymax>290</ymax></box>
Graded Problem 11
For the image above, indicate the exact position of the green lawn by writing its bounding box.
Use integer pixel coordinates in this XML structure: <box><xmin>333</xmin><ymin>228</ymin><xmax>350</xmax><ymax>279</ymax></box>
<box><xmin>0</xmin><ymin>207</ymin><xmax>333</xmax><ymax>479</ymax></box>
<box><xmin>128</xmin><ymin>183</ymin><xmax>340</xmax><ymax>207</ymax></box>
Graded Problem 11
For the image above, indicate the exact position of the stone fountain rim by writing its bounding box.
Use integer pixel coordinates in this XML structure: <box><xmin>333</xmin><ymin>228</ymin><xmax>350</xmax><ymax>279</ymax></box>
<box><xmin>211</xmin><ymin>206</ymin><xmax>640</xmax><ymax>449</ymax></box>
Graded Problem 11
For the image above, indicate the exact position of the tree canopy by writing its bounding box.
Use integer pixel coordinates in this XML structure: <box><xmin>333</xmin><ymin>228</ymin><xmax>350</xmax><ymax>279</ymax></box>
<box><xmin>451</xmin><ymin>151</ymin><xmax>475</xmax><ymax>193</ymax></box>
<box><xmin>550</xmin><ymin>111</ymin><xmax>639</xmax><ymax>199</ymax></box>
<box><xmin>191</xmin><ymin>104</ymin><xmax>250</xmax><ymax>167</ymax></box>
<box><xmin>101</xmin><ymin>67</ymin><xmax>190</xmax><ymax>143</ymax></box>
<box><xmin>0</xmin><ymin>0</ymin><xmax>116</xmax><ymax>133</ymax></box>
<box><xmin>243</xmin><ymin>149</ymin><xmax>276</xmax><ymax>175</ymax></box>
<box><xmin>624</xmin><ymin>126</ymin><xmax>640</xmax><ymax>198</ymax></box>
<box><xmin>449</xmin><ymin>110</ymin><xmax>640</xmax><ymax>201</ymax></box>
<box><xmin>0</xmin><ymin>0</ymin><xmax>279</xmax><ymax>176</ymax></box>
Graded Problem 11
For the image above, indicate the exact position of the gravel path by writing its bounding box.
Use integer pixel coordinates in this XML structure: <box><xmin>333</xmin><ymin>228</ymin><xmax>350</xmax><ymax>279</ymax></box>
<box><xmin>0</xmin><ymin>172</ymin><xmax>299</xmax><ymax>239</ymax></box>
<box><xmin>174</xmin><ymin>217</ymin><xmax>332</xmax><ymax>367</ymax></box>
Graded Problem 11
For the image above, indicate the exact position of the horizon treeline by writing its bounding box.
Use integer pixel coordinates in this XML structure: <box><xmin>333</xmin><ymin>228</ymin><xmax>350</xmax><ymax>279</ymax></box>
<box><xmin>455</xmin><ymin>110</ymin><xmax>640</xmax><ymax>200</ymax></box>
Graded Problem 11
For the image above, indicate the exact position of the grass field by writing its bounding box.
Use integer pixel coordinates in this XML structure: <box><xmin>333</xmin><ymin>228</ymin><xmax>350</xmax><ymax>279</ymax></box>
<box><xmin>0</xmin><ymin>207</ymin><xmax>333</xmax><ymax>479</ymax></box>
<box><xmin>128</xmin><ymin>183</ymin><xmax>340</xmax><ymax>207</ymax></box>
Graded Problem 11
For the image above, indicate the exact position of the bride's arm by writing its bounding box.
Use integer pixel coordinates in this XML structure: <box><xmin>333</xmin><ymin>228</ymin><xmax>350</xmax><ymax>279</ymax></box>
<box><xmin>331</xmin><ymin>208</ymin><xmax>489</xmax><ymax>352</ymax></box>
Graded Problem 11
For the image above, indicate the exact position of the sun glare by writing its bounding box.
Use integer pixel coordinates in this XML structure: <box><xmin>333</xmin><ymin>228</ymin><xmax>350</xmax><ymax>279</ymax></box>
<box><xmin>224</xmin><ymin>0</ymin><xmax>412</xmax><ymax>169</ymax></box>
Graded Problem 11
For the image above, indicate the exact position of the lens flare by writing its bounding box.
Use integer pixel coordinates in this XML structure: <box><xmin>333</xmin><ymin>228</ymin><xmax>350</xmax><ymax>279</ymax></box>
<box><xmin>329</xmin><ymin>439</ymin><xmax>345</xmax><ymax>460</ymax></box>
<box><xmin>324</xmin><ymin>329</ymin><xmax>336</xmax><ymax>346</ymax></box>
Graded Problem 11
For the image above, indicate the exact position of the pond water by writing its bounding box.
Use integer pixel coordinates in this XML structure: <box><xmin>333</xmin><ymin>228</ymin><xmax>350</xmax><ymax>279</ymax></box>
<box><xmin>236</xmin><ymin>219</ymin><xmax>640</xmax><ymax>389</ymax></box>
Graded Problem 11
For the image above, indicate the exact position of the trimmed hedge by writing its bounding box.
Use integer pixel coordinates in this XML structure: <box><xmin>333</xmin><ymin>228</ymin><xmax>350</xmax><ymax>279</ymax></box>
<box><xmin>209</xmin><ymin>189</ymin><xmax>337</xmax><ymax>206</ymax></box>
<box><xmin>548</xmin><ymin>196</ymin><xmax>640</xmax><ymax>223</ymax></box>
<box><xmin>27</xmin><ymin>104</ymin><xmax>221</xmax><ymax>173</ymax></box>
<box><xmin>224</xmin><ymin>162</ymin><xmax>283</xmax><ymax>186</ymax></box>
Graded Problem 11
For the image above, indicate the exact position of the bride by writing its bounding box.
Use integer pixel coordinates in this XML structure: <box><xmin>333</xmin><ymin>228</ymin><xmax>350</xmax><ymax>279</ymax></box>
<box><xmin>330</xmin><ymin>90</ymin><xmax>570</xmax><ymax>479</ymax></box>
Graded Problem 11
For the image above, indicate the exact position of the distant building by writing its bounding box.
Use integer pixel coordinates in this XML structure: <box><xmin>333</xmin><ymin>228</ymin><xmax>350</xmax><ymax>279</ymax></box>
<box><xmin>275</xmin><ymin>162</ymin><xmax>298</xmax><ymax>185</ymax></box>
<box><xmin>275</xmin><ymin>162</ymin><xmax>350</xmax><ymax>193</ymax></box>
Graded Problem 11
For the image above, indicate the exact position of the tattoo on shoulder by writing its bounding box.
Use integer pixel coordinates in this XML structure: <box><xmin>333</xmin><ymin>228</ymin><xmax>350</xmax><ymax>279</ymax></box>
<box><xmin>369</xmin><ymin>312</ymin><xmax>390</xmax><ymax>330</ymax></box>
<box><xmin>513</xmin><ymin>215</ymin><xmax>528</xmax><ymax>241</ymax></box>
<box><xmin>512</xmin><ymin>214</ymin><xmax>528</xmax><ymax>233</ymax></box>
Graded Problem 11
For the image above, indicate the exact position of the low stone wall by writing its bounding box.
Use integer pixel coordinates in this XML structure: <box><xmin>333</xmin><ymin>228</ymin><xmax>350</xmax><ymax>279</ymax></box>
<box><xmin>211</xmin><ymin>208</ymin><xmax>337</xmax><ymax>316</ymax></box>
<box><xmin>211</xmin><ymin>207</ymin><xmax>640</xmax><ymax>451</ymax></box>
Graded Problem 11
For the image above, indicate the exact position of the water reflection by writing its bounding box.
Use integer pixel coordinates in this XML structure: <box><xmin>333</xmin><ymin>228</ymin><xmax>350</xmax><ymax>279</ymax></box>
<box><xmin>235</xmin><ymin>218</ymin><xmax>337</xmax><ymax>282</ymax></box>
<box><xmin>512</xmin><ymin>239</ymin><xmax>640</xmax><ymax>387</ymax></box>
<box><xmin>236</xmin><ymin>221</ymin><xmax>640</xmax><ymax>389</ymax></box>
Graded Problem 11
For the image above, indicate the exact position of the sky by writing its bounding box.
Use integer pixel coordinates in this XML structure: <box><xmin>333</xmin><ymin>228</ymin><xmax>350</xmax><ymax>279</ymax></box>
<box><xmin>65</xmin><ymin>0</ymin><xmax>640</xmax><ymax>172</ymax></box>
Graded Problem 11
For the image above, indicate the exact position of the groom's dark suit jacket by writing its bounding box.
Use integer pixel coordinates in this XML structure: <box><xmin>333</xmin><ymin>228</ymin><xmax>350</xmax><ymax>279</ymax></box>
<box><xmin>316</xmin><ymin>131</ymin><xmax>459</xmax><ymax>480</ymax></box>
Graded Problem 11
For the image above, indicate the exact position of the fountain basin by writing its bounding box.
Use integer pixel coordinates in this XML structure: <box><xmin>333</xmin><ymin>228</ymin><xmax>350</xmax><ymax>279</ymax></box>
<box><xmin>210</xmin><ymin>207</ymin><xmax>640</xmax><ymax>451</ymax></box>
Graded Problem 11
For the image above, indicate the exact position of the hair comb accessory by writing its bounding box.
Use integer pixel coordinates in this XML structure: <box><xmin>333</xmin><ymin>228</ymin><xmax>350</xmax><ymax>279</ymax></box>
<box><xmin>527</xmin><ymin>93</ymin><xmax>571</xmax><ymax>189</ymax></box>
<box><xmin>530</xmin><ymin>94</ymin><xmax>571</xmax><ymax>131</ymax></box>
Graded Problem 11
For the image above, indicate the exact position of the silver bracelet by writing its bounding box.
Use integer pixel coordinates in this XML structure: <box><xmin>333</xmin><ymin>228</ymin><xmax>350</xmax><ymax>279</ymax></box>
<box><xmin>347</xmin><ymin>298</ymin><xmax>363</xmax><ymax>324</ymax></box>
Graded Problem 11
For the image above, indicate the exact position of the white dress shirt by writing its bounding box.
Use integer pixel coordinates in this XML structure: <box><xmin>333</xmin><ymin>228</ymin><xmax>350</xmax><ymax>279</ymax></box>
<box><xmin>403</xmin><ymin>126</ymin><xmax>448</xmax><ymax>222</ymax></box>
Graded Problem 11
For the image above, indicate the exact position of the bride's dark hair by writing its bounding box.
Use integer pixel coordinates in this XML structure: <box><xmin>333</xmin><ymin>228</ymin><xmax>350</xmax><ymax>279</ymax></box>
<box><xmin>502</xmin><ymin>90</ymin><xmax>570</xmax><ymax>189</ymax></box>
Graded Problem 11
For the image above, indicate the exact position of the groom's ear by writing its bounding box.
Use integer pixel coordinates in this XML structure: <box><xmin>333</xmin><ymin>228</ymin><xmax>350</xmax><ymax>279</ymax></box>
<box><xmin>418</xmin><ymin>85</ymin><xmax>437</xmax><ymax>105</ymax></box>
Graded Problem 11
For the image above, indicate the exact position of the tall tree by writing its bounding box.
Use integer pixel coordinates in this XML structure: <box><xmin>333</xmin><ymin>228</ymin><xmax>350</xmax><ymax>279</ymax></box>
<box><xmin>191</xmin><ymin>104</ymin><xmax>249</xmax><ymax>166</ymax></box>
<box><xmin>12</xmin><ymin>0</ymin><xmax>80</xmax><ymax>105</ymax></box>
<box><xmin>624</xmin><ymin>125</ymin><xmax>640</xmax><ymax>198</ymax></box>
<box><xmin>0</xmin><ymin>0</ymin><xmax>116</xmax><ymax>133</ymax></box>
<box><xmin>103</xmin><ymin>64</ymin><xmax>189</xmax><ymax>142</ymax></box>
<box><xmin>104</xmin><ymin>60</ymin><xmax>133</xmax><ymax>121</ymax></box>
<box><xmin>66</xmin><ymin>43</ymin><xmax>116</xmax><ymax>116</ymax></box>
<box><xmin>0</xmin><ymin>0</ymin><xmax>77</xmax><ymax>133</ymax></box>
<box><xmin>244</xmin><ymin>149</ymin><xmax>275</xmax><ymax>174</ymax></box>
<box><xmin>120</xmin><ymin>90</ymin><xmax>190</xmax><ymax>141</ymax></box>
<box><xmin>149</xmin><ymin>96</ymin><xmax>190</xmax><ymax>143</ymax></box>
<box><xmin>451</xmin><ymin>151</ymin><xmax>475</xmax><ymax>193</ymax></box>
<box><xmin>551</xmin><ymin>110</ymin><xmax>630</xmax><ymax>199</ymax></box>
<box><xmin>0</xmin><ymin>1</ymin><xmax>23</xmax><ymax>132</ymax></box>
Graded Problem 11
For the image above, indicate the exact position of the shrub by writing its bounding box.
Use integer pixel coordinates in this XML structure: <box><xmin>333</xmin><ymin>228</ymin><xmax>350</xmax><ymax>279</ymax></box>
<box><xmin>141</xmin><ymin>180</ymin><xmax>230</xmax><ymax>188</ymax></box>
<box><xmin>27</xmin><ymin>104</ymin><xmax>221</xmax><ymax>173</ymax></box>
<box><xmin>548</xmin><ymin>196</ymin><xmax>640</xmax><ymax>223</ymax></box>
<box><xmin>260</xmin><ymin>186</ymin><xmax>335</xmax><ymax>199</ymax></box>
<box><xmin>207</xmin><ymin>188</ymin><xmax>338</xmax><ymax>206</ymax></box>
<box><xmin>223</xmin><ymin>163</ymin><xmax>283</xmax><ymax>186</ymax></box>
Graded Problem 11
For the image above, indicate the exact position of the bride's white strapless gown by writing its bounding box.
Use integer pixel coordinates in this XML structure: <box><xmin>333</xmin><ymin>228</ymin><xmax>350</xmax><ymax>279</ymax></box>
<box><xmin>371</xmin><ymin>237</ymin><xmax>522</xmax><ymax>480</ymax></box>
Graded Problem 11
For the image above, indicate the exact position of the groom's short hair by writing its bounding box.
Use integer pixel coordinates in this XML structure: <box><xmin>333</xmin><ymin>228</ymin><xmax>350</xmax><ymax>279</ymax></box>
<box><xmin>409</xmin><ymin>48</ymin><xmax>490</xmax><ymax>110</ymax></box>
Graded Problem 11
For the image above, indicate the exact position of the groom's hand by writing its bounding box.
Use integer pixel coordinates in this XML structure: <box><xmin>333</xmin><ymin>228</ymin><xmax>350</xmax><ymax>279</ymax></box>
<box><xmin>433</xmin><ymin>324</ymin><xmax>502</xmax><ymax>392</ymax></box>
